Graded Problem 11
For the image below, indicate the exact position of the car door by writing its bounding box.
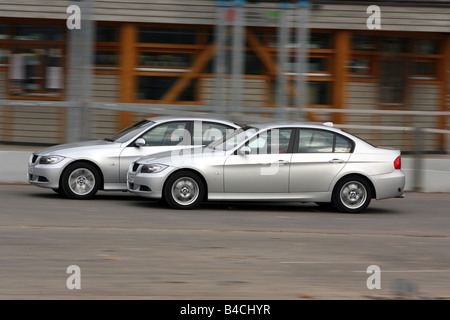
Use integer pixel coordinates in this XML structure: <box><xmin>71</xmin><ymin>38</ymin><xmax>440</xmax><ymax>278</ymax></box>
<box><xmin>289</xmin><ymin>129</ymin><xmax>353</xmax><ymax>193</ymax></box>
<box><xmin>118</xmin><ymin>121</ymin><xmax>191</xmax><ymax>183</ymax></box>
<box><xmin>224</xmin><ymin>128</ymin><xmax>293</xmax><ymax>194</ymax></box>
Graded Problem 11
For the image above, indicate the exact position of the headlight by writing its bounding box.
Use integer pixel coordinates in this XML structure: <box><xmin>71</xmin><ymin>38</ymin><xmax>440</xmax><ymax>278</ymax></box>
<box><xmin>140</xmin><ymin>164</ymin><xmax>168</xmax><ymax>173</ymax></box>
<box><xmin>39</xmin><ymin>155</ymin><xmax>65</xmax><ymax>165</ymax></box>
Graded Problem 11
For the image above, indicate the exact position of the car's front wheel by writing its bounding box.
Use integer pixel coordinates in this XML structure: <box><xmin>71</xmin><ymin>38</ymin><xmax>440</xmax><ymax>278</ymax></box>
<box><xmin>164</xmin><ymin>171</ymin><xmax>204</xmax><ymax>209</ymax></box>
<box><xmin>332</xmin><ymin>176</ymin><xmax>372</xmax><ymax>213</ymax></box>
<box><xmin>60</xmin><ymin>162</ymin><xmax>101</xmax><ymax>199</ymax></box>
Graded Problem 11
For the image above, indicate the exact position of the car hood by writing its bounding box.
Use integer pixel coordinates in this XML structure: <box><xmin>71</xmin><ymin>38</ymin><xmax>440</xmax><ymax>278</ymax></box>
<box><xmin>35</xmin><ymin>140</ymin><xmax>119</xmax><ymax>157</ymax></box>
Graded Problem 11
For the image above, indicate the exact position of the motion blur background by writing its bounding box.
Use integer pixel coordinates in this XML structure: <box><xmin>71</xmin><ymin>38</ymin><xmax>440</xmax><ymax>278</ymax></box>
<box><xmin>0</xmin><ymin>0</ymin><xmax>449</xmax><ymax>190</ymax></box>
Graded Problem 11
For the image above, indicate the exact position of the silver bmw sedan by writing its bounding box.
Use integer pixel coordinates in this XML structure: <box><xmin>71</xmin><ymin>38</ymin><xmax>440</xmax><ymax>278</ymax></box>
<box><xmin>127</xmin><ymin>122</ymin><xmax>405</xmax><ymax>213</ymax></box>
<box><xmin>28</xmin><ymin>116</ymin><xmax>240</xmax><ymax>199</ymax></box>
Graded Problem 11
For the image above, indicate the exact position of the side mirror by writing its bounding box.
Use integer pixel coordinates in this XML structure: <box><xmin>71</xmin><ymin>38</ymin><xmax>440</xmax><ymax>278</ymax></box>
<box><xmin>135</xmin><ymin>138</ymin><xmax>146</xmax><ymax>147</ymax></box>
<box><xmin>238</xmin><ymin>146</ymin><xmax>251</xmax><ymax>155</ymax></box>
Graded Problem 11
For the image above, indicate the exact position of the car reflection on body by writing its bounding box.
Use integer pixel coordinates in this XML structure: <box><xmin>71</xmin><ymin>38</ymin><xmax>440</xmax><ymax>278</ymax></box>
<box><xmin>28</xmin><ymin>116</ymin><xmax>240</xmax><ymax>199</ymax></box>
<box><xmin>127</xmin><ymin>122</ymin><xmax>405</xmax><ymax>213</ymax></box>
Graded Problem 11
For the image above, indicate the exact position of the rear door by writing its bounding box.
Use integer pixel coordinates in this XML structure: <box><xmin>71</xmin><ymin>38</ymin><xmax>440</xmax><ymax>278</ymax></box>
<box><xmin>289</xmin><ymin>129</ymin><xmax>353</xmax><ymax>193</ymax></box>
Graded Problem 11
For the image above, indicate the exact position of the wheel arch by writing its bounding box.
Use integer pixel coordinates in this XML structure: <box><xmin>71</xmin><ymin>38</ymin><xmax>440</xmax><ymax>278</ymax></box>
<box><xmin>332</xmin><ymin>173</ymin><xmax>376</xmax><ymax>200</ymax></box>
<box><xmin>163</xmin><ymin>168</ymin><xmax>208</xmax><ymax>201</ymax></box>
<box><xmin>59</xmin><ymin>159</ymin><xmax>105</xmax><ymax>190</ymax></box>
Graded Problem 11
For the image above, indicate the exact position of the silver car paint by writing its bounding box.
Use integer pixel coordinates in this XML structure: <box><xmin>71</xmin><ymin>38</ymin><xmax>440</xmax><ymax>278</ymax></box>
<box><xmin>28</xmin><ymin>116</ymin><xmax>240</xmax><ymax>191</ymax></box>
<box><xmin>128</xmin><ymin>122</ymin><xmax>405</xmax><ymax>205</ymax></box>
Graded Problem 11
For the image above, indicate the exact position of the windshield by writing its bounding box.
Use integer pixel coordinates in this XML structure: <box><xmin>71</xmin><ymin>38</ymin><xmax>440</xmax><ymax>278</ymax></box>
<box><xmin>207</xmin><ymin>126</ymin><xmax>258</xmax><ymax>151</ymax></box>
<box><xmin>105</xmin><ymin>120</ymin><xmax>155</xmax><ymax>143</ymax></box>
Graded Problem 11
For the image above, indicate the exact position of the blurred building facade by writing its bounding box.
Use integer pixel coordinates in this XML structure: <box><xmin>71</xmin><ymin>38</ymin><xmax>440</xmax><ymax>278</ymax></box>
<box><xmin>0</xmin><ymin>0</ymin><xmax>449</xmax><ymax>152</ymax></box>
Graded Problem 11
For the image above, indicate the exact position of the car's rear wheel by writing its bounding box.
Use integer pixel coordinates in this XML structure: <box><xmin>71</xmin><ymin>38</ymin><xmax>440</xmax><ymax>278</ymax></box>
<box><xmin>333</xmin><ymin>176</ymin><xmax>371</xmax><ymax>213</ymax></box>
<box><xmin>164</xmin><ymin>171</ymin><xmax>204</xmax><ymax>209</ymax></box>
<box><xmin>61</xmin><ymin>162</ymin><xmax>101</xmax><ymax>199</ymax></box>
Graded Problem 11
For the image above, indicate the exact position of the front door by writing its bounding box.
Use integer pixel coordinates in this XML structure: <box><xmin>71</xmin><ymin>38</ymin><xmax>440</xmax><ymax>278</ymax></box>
<box><xmin>119</xmin><ymin>121</ymin><xmax>190</xmax><ymax>183</ymax></box>
<box><xmin>224</xmin><ymin>128</ymin><xmax>294</xmax><ymax>194</ymax></box>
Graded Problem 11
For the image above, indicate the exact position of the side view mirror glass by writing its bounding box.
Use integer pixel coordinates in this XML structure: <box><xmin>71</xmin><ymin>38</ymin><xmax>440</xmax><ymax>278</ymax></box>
<box><xmin>135</xmin><ymin>138</ymin><xmax>146</xmax><ymax>147</ymax></box>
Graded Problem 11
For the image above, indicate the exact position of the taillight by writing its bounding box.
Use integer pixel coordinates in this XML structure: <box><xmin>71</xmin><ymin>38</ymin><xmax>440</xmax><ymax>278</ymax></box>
<box><xmin>394</xmin><ymin>156</ymin><xmax>401</xmax><ymax>170</ymax></box>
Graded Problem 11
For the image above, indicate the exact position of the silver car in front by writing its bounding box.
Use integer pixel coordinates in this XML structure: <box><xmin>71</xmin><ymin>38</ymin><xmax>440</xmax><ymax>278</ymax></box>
<box><xmin>127</xmin><ymin>122</ymin><xmax>405</xmax><ymax>213</ymax></box>
<box><xmin>28</xmin><ymin>116</ymin><xmax>240</xmax><ymax>199</ymax></box>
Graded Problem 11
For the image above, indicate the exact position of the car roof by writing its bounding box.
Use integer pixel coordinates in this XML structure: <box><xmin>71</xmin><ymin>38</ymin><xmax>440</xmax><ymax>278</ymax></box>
<box><xmin>145</xmin><ymin>115</ymin><xmax>240</xmax><ymax>128</ymax></box>
<box><xmin>247</xmin><ymin>121</ymin><xmax>342</xmax><ymax>132</ymax></box>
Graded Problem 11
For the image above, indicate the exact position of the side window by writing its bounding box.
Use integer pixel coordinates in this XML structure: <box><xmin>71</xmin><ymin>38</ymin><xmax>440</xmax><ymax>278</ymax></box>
<box><xmin>247</xmin><ymin>129</ymin><xmax>292</xmax><ymax>154</ymax></box>
<box><xmin>298</xmin><ymin>129</ymin><xmax>334</xmax><ymax>153</ymax></box>
<box><xmin>141</xmin><ymin>121</ymin><xmax>189</xmax><ymax>146</ymax></box>
<box><xmin>298</xmin><ymin>129</ymin><xmax>353</xmax><ymax>153</ymax></box>
<box><xmin>335</xmin><ymin>135</ymin><xmax>352</xmax><ymax>153</ymax></box>
<box><xmin>196</xmin><ymin>122</ymin><xmax>235</xmax><ymax>145</ymax></box>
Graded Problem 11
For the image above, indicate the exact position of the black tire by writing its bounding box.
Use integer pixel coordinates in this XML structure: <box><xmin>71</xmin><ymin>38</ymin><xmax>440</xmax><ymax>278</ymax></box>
<box><xmin>332</xmin><ymin>175</ymin><xmax>372</xmax><ymax>213</ymax></box>
<box><xmin>163</xmin><ymin>171</ymin><xmax>205</xmax><ymax>209</ymax></box>
<box><xmin>315</xmin><ymin>202</ymin><xmax>335</xmax><ymax>210</ymax></box>
<box><xmin>60</xmin><ymin>162</ymin><xmax>101</xmax><ymax>199</ymax></box>
<box><xmin>52</xmin><ymin>188</ymin><xmax>65</xmax><ymax>196</ymax></box>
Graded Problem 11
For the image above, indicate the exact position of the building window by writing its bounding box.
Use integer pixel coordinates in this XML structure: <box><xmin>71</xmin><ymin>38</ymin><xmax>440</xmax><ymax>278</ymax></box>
<box><xmin>3</xmin><ymin>24</ymin><xmax>66</xmax><ymax>99</ymax></box>
<box><xmin>0</xmin><ymin>48</ymin><xmax>9</xmax><ymax>65</ymax></box>
<box><xmin>9</xmin><ymin>48</ymin><xmax>64</xmax><ymax>97</ymax></box>
<box><xmin>95</xmin><ymin>25</ymin><xmax>119</xmax><ymax>71</ymax></box>
<box><xmin>95</xmin><ymin>50</ymin><xmax>119</xmax><ymax>66</ymax></box>
<box><xmin>413</xmin><ymin>38</ymin><xmax>438</xmax><ymax>54</ymax></box>
<box><xmin>139</xmin><ymin>27</ymin><xmax>198</xmax><ymax>45</ymax></box>
<box><xmin>410</xmin><ymin>60</ymin><xmax>436</xmax><ymax>78</ymax></box>
<box><xmin>96</xmin><ymin>25</ymin><xmax>120</xmax><ymax>42</ymax></box>
<box><xmin>348</xmin><ymin>57</ymin><xmax>373</xmax><ymax>75</ymax></box>
<box><xmin>138</xmin><ymin>51</ymin><xmax>192</xmax><ymax>68</ymax></box>
<box><xmin>309</xmin><ymin>33</ymin><xmax>333</xmax><ymax>49</ymax></box>
<box><xmin>352</xmin><ymin>35</ymin><xmax>377</xmax><ymax>51</ymax></box>
<box><xmin>136</xmin><ymin>76</ymin><xmax>195</xmax><ymax>101</ymax></box>
<box><xmin>13</xmin><ymin>25</ymin><xmax>64</xmax><ymax>41</ymax></box>
<box><xmin>0</xmin><ymin>24</ymin><xmax>8</xmax><ymax>39</ymax></box>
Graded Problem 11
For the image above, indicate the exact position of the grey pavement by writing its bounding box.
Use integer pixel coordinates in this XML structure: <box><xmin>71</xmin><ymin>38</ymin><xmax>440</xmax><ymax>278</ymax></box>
<box><xmin>0</xmin><ymin>144</ymin><xmax>449</xmax><ymax>192</ymax></box>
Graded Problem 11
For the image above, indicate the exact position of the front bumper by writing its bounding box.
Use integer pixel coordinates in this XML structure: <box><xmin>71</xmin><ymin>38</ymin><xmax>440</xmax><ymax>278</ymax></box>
<box><xmin>127</xmin><ymin>164</ymin><xmax>169</xmax><ymax>199</ymax></box>
<box><xmin>27</xmin><ymin>155</ymin><xmax>71</xmax><ymax>189</ymax></box>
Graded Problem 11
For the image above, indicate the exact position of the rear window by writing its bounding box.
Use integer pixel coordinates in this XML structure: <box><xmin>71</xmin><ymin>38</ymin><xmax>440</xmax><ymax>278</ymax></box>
<box><xmin>297</xmin><ymin>129</ymin><xmax>353</xmax><ymax>153</ymax></box>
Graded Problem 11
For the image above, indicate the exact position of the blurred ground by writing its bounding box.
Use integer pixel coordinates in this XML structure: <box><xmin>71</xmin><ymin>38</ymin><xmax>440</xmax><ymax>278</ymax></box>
<box><xmin>0</xmin><ymin>185</ymin><xmax>449</xmax><ymax>300</ymax></box>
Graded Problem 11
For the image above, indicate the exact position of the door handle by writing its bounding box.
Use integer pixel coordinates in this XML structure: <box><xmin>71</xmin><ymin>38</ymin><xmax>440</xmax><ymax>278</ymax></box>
<box><xmin>276</xmin><ymin>160</ymin><xmax>289</xmax><ymax>166</ymax></box>
<box><xmin>329</xmin><ymin>158</ymin><xmax>344</xmax><ymax>163</ymax></box>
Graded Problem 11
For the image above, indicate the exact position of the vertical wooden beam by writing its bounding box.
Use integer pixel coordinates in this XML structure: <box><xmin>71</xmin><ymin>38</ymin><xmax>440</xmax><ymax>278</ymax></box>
<box><xmin>118</xmin><ymin>23</ymin><xmax>136</xmax><ymax>129</ymax></box>
<box><xmin>438</xmin><ymin>34</ymin><xmax>449</xmax><ymax>150</ymax></box>
<box><xmin>332</xmin><ymin>30</ymin><xmax>350</xmax><ymax>124</ymax></box>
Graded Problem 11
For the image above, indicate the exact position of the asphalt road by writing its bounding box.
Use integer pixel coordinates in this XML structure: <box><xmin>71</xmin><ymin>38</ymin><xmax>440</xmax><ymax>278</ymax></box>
<box><xmin>0</xmin><ymin>184</ymin><xmax>449</xmax><ymax>300</ymax></box>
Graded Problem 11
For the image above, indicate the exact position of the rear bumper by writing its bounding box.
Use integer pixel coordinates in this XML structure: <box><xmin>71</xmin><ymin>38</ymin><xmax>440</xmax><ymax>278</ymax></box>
<box><xmin>372</xmin><ymin>170</ymin><xmax>406</xmax><ymax>200</ymax></box>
